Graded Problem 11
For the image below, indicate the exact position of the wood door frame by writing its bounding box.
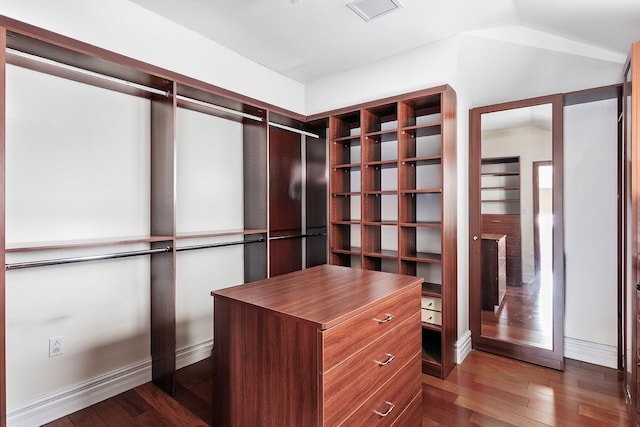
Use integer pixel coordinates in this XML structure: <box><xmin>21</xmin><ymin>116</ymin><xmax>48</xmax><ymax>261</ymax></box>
<box><xmin>469</xmin><ymin>94</ymin><xmax>565</xmax><ymax>370</ymax></box>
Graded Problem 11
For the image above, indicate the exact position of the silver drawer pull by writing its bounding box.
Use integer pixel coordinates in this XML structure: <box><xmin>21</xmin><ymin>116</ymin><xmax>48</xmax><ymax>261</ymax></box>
<box><xmin>374</xmin><ymin>353</ymin><xmax>395</xmax><ymax>366</ymax></box>
<box><xmin>374</xmin><ymin>313</ymin><xmax>394</xmax><ymax>324</ymax></box>
<box><xmin>373</xmin><ymin>401</ymin><xmax>395</xmax><ymax>417</ymax></box>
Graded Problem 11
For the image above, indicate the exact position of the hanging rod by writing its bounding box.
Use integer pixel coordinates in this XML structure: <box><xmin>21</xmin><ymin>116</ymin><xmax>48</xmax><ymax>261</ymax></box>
<box><xmin>176</xmin><ymin>238</ymin><xmax>265</xmax><ymax>252</ymax></box>
<box><xmin>269</xmin><ymin>232</ymin><xmax>327</xmax><ymax>241</ymax></box>
<box><xmin>176</xmin><ymin>95</ymin><xmax>264</xmax><ymax>123</ymax></box>
<box><xmin>6</xmin><ymin>48</ymin><xmax>170</xmax><ymax>97</ymax></box>
<box><xmin>5</xmin><ymin>246</ymin><xmax>173</xmax><ymax>271</ymax></box>
<box><xmin>268</xmin><ymin>121</ymin><xmax>320</xmax><ymax>139</ymax></box>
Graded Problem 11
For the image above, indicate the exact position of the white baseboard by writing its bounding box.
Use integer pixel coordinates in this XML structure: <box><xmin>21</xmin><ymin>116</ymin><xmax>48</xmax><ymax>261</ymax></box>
<box><xmin>176</xmin><ymin>339</ymin><xmax>213</xmax><ymax>369</ymax></box>
<box><xmin>7</xmin><ymin>339</ymin><xmax>214</xmax><ymax>427</ymax></box>
<box><xmin>564</xmin><ymin>337</ymin><xmax>617</xmax><ymax>369</ymax></box>
<box><xmin>455</xmin><ymin>329</ymin><xmax>473</xmax><ymax>364</ymax></box>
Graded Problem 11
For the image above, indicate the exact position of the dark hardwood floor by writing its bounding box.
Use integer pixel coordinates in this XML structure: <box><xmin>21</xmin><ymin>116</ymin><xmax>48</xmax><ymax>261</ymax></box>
<box><xmin>481</xmin><ymin>273</ymin><xmax>553</xmax><ymax>349</ymax></box>
<box><xmin>45</xmin><ymin>350</ymin><xmax>629</xmax><ymax>426</ymax></box>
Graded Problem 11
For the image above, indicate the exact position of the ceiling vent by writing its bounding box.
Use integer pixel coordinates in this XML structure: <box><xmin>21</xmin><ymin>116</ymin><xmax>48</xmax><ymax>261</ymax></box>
<box><xmin>347</xmin><ymin>0</ymin><xmax>404</xmax><ymax>22</ymax></box>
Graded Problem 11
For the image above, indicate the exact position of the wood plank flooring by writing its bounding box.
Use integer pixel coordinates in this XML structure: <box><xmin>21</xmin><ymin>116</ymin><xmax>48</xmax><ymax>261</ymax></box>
<box><xmin>481</xmin><ymin>275</ymin><xmax>553</xmax><ymax>349</ymax></box>
<box><xmin>45</xmin><ymin>350</ymin><xmax>630</xmax><ymax>426</ymax></box>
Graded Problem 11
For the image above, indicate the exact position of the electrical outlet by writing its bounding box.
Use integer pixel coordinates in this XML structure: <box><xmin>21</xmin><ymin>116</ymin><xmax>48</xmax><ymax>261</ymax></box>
<box><xmin>49</xmin><ymin>336</ymin><xmax>64</xmax><ymax>358</ymax></box>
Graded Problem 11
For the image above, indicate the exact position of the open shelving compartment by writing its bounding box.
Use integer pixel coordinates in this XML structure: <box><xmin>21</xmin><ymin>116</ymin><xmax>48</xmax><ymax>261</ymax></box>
<box><xmin>328</xmin><ymin>85</ymin><xmax>457</xmax><ymax>379</ymax></box>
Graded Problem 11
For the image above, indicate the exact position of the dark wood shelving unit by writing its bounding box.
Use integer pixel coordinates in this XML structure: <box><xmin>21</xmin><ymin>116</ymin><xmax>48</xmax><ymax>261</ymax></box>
<box><xmin>328</xmin><ymin>86</ymin><xmax>458</xmax><ymax>379</ymax></box>
<box><xmin>0</xmin><ymin>16</ymin><xmax>328</xmax><ymax>425</ymax></box>
<box><xmin>480</xmin><ymin>157</ymin><xmax>521</xmax><ymax>215</ymax></box>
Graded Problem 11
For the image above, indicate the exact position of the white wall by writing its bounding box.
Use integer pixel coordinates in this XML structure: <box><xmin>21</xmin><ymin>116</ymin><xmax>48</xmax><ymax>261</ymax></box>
<box><xmin>564</xmin><ymin>98</ymin><xmax>619</xmax><ymax>366</ymax></box>
<box><xmin>5</xmin><ymin>64</ymin><xmax>152</xmax><ymax>406</ymax></box>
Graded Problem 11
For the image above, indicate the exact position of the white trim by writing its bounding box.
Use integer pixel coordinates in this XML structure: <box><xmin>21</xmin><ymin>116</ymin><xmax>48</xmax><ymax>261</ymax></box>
<box><xmin>564</xmin><ymin>337</ymin><xmax>617</xmax><ymax>369</ymax></box>
<box><xmin>7</xmin><ymin>339</ymin><xmax>214</xmax><ymax>427</ymax></box>
<box><xmin>176</xmin><ymin>339</ymin><xmax>213</xmax><ymax>369</ymax></box>
<box><xmin>455</xmin><ymin>329</ymin><xmax>473</xmax><ymax>364</ymax></box>
<box><xmin>7</xmin><ymin>360</ymin><xmax>151</xmax><ymax>427</ymax></box>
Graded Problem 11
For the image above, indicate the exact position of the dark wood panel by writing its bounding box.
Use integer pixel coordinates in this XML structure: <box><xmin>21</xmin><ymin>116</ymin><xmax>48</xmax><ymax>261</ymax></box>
<box><xmin>482</xmin><ymin>214</ymin><xmax>521</xmax><ymax>286</ymax></box>
<box><xmin>481</xmin><ymin>234</ymin><xmax>506</xmax><ymax>310</ymax></box>
<box><xmin>269</xmin><ymin>126</ymin><xmax>302</xmax><ymax>232</ymax></box>
<box><xmin>212</xmin><ymin>295</ymin><xmax>318</xmax><ymax>427</ymax></box>
<box><xmin>306</xmin><ymin>232</ymin><xmax>327</xmax><ymax>268</ymax></box>
<box><xmin>150</xmin><ymin>88</ymin><xmax>177</xmax><ymax>395</ymax></box>
<box><xmin>269</xmin><ymin>237</ymin><xmax>302</xmax><ymax>277</ymax></box>
<box><xmin>440</xmin><ymin>87</ymin><xmax>458</xmax><ymax>379</ymax></box>
<box><xmin>0</xmin><ymin>27</ymin><xmax>6</xmax><ymax>425</ymax></box>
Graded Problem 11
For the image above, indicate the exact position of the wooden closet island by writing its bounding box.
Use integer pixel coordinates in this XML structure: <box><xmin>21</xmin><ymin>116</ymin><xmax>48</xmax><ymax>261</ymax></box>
<box><xmin>210</xmin><ymin>264</ymin><xmax>422</xmax><ymax>426</ymax></box>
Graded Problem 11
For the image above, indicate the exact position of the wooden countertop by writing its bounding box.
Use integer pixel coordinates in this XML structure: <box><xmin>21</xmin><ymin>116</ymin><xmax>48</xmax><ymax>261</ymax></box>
<box><xmin>211</xmin><ymin>264</ymin><xmax>422</xmax><ymax>330</ymax></box>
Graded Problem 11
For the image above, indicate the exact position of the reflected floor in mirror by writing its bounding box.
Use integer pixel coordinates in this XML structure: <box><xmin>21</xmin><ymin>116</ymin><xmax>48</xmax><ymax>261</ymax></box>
<box><xmin>481</xmin><ymin>271</ymin><xmax>553</xmax><ymax>349</ymax></box>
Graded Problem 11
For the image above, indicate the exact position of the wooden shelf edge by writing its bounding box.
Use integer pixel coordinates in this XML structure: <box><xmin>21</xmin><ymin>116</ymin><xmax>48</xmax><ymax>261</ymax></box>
<box><xmin>401</xmin><ymin>122</ymin><xmax>442</xmax><ymax>132</ymax></box>
<box><xmin>401</xmin><ymin>253</ymin><xmax>442</xmax><ymax>264</ymax></box>
<box><xmin>332</xmin><ymin>163</ymin><xmax>361</xmax><ymax>169</ymax></box>
<box><xmin>333</xmin><ymin>134</ymin><xmax>361</xmax><ymax>143</ymax></box>
<box><xmin>363</xmin><ymin>250</ymin><xmax>399</xmax><ymax>259</ymax></box>
<box><xmin>399</xmin><ymin>222</ymin><xmax>442</xmax><ymax>228</ymax></box>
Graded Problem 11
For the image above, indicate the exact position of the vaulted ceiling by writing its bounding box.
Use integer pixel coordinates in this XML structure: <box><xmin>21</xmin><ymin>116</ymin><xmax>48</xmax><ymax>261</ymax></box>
<box><xmin>129</xmin><ymin>0</ymin><xmax>639</xmax><ymax>84</ymax></box>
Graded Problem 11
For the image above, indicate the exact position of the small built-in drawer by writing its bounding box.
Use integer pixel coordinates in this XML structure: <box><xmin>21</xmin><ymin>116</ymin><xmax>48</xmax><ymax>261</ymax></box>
<box><xmin>321</xmin><ymin>313</ymin><xmax>420</xmax><ymax>426</ymax></box>
<box><xmin>340</xmin><ymin>353</ymin><xmax>421</xmax><ymax>426</ymax></box>
<box><xmin>321</xmin><ymin>284</ymin><xmax>420</xmax><ymax>372</ymax></box>
<box><xmin>421</xmin><ymin>296</ymin><xmax>441</xmax><ymax>312</ymax></box>
<box><xmin>421</xmin><ymin>308</ymin><xmax>442</xmax><ymax>326</ymax></box>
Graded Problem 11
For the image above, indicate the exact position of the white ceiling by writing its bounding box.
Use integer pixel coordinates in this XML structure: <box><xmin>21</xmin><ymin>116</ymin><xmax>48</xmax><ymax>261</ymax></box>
<box><xmin>129</xmin><ymin>0</ymin><xmax>640</xmax><ymax>84</ymax></box>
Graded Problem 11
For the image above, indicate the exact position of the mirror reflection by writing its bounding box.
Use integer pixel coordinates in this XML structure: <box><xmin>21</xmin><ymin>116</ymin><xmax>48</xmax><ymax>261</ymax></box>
<box><xmin>479</xmin><ymin>104</ymin><xmax>553</xmax><ymax>350</ymax></box>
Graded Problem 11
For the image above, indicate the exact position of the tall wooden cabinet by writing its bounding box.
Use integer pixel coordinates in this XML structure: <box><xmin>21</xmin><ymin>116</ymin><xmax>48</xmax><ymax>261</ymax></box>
<box><xmin>327</xmin><ymin>86</ymin><xmax>458</xmax><ymax>379</ymax></box>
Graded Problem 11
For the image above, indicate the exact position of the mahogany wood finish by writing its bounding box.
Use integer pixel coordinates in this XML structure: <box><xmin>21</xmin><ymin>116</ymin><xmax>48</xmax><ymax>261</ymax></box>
<box><xmin>482</xmin><ymin>214</ymin><xmax>521</xmax><ymax>286</ymax></box>
<box><xmin>268</xmin><ymin>237</ymin><xmax>303</xmax><ymax>276</ymax></box>
<box><xmin>0</xmin><ymin>27</ymin><xmax>5</xmax><ymax>426</ymax></box>
<box><xmin>623</xmin><ymin>41</ymin><xmax>640</xmax><ymax>426</ymax></box>
<box><xmin>328</xmin><ymin>86</ymin><xmax>457</xmax><ymax>379</ymax></box>
<box><xmin>469</xmin><ymin>94</ymin><xmax>565</xmax><ymax>371</ymax></box>
<box><xmin>211</xmin><ymin>264</ymin><xmax>422</xmax><ymax>426</ymax></box>
<box><xmin>269</xmin><ymin>126</ymin><xmax>302</xmax><ymax>232</ymax></box>
<box><xmin>268</xmin><ymin>126</ymin><xmax>303</xmax><ymax>276</ymax></box>
<box><xmin>423</xmin><ymin>350</ymin><xmax>629</xmax><ymax>426</ymax></box>
<box><xmin>149</xmin><ymin>87</ymin><xmax>178</xmax><ymax>394</ymax></box>
<box><xmin>481</xmin><ymin>234</ymin><xmax>506</xmax><ymax>310</ymax></box>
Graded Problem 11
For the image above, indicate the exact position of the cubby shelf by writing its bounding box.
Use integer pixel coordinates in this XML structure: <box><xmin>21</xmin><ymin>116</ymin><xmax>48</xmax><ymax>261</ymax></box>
<box><xmin>328</xmin><ymin>86</ymin><xmax>458</xmax><ymax>379</ymax></box>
